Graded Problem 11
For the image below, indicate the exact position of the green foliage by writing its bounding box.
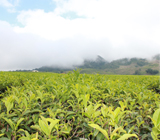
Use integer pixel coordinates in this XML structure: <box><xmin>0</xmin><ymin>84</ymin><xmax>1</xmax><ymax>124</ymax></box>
<box><xmin>148</xmin><ymin>108</ymin><xmax>160</xmax><ymax>139</ymax></box>
<box><xmin>31</xmin><ymin>116</ymin><xmax>59</xmax><ymax>139</ymax></box>
<box><xmin>147</xmin><ymin>80</ymin><xmax>160</xmax><ymax>93</ymax></box>
<box><xmin>146</xmin><ymin>68</ymin><xmax>159</xmax><ymax>75</ymax></box>
<box><xmin>0</xmin><ymin>71</ymin><xmax>159</xmax><ymax>139</ymax></box>
<box><xmin>134</xmin><ymin>69</ymin><xmax>142</xmax><ymax>75</ymax></box>
<box><xmin>136</xmin><ymin>59</ymin><xmax>148</xmax><ymax>66</ymax></box>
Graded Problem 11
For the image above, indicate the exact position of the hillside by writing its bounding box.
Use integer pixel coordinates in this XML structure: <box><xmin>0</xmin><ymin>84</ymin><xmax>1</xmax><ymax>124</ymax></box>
<box><xmin>79</xmin><ymin>55</ymin><xmax>160</xmax><ymax>75</ymax></box>
<box><xmin>32</xmin><ymin>54</ymin><xmax>160</xmax><ymax>75</ymax></box>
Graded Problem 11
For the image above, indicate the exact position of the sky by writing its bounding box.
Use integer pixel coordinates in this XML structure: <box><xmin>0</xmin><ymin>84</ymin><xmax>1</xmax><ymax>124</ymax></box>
<box><xmin>0</xmin><ymin>0</ymin><xmax>160</xmax><ymax>70</ymax></box>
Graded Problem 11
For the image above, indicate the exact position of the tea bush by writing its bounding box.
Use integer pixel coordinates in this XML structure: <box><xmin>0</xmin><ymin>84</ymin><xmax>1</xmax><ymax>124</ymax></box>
<box><xmin>0</xmin><ymin>71</ymin><xmax>159</xmax><ymax>140</ymax></box>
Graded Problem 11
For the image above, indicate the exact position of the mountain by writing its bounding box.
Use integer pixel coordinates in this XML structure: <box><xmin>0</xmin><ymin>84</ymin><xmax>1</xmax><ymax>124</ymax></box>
<box><xmin>79</xmin><ymin>55</ymin><xmax>108</xmax><ymax>69</ymax></box>
<box><xmin>31</xmin><ymin>54</ymin><xmax>160</xmax><ymax>75</ymax></box>
<box><xmin>79</xmin><ymin>55</ymin><xmax>159</xmax><ymax>75</ymax></box>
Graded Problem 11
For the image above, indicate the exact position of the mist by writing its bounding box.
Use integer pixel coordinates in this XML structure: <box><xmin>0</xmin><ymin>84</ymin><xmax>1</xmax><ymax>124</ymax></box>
<box><xmin>0</xmin><ymin>20</ymin><xmax>159</xmax><ymax>71</ymax></box>
<box><xmin>0</xmin><ymin>0</ymin><xmax>160</xmax><ymax>71</ymax></box>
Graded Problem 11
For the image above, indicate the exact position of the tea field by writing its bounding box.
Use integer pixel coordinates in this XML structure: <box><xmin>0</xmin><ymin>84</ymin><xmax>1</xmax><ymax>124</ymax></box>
<box><xmin>0</xmin><ymin>71</ymin><xmax>160</xmax><ymax>140</ymax></box>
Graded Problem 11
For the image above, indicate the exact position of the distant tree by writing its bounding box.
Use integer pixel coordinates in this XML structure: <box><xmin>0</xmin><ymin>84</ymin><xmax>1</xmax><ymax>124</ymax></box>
<box><xmin>136</xmin><ymin>59</ymin><xmax>148</xmax><ymax>66</ymax></box>
<box><xmin>130</xmin><ymin>58</ymin><xmax>138</xmax><ymax>63</ymax></box>
<box><xmin>80</xmin><ymin>55</ymin><xmax>108</xmax><ymax>69</ymax></box>
<box><xmin>111</xmin><ymin>58</ymin><xmax>131</xmax><ymax>66</ymax></box>
<box><xmin>134</xmin><ymin>69</ymin><xmax>142</xmax><ymax>75</ymax></box>
<box><xmin>146</xmin><ymin>68</ymin><xmax>159</xmax><ymax>75</ymax></box>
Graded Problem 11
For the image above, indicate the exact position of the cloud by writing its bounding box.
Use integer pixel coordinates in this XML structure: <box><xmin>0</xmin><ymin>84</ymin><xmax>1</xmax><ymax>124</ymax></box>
<box><xmin>0</xmin><ymin>0</ymin><xmax>160</xmax><ymax>70</ymax></box>
<box><xmin>14</xmin><ymin>0</ymin><xmax>160</xmax><ymax>43</ymax></box>
<box><xmin>1</xmin><ymin>20</ymin><xmax>110</xmax><ymax>70</ymax></box>
<box><xmin>14</xmin><ymin>1</ymin><xmax>160</xmax><ymax>46</ymax></box>
<box><xmin>53</xmin><ymin>0</ymin><xmax>160</xmax><ymax>20</ymax></box>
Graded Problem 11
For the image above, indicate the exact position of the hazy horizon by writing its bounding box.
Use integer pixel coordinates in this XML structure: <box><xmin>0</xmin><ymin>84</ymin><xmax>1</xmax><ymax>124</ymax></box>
<box><xmin>0</xmin><ymin>0</ymin><xmax>160</xmax><ymax>71</ymax></box>
<box><xmin>2</xmin><ymin>53</ymin><xmax>159</xmax><ymax>71</ymax></box>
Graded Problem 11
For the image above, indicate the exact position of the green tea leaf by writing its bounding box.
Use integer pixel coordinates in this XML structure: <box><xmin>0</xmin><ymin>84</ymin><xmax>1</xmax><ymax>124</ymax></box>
<box><xmin>0</xmin><ymin>134</ymin><xmax>4</xmax><ymax>137</ymax></box>
<box><xmin>89</xmin><ymin>124</ymin><xmax>109</xmax><ymax>140</ymax></box>
<box><xmin>110</xmin><ymin>127</ymin><xmax>122</xmax><ymax>139</ymax></box>
<box><xmin>15</xmin><ymin>118</ymin><xmax>24</xmax><ymax>131</ymax></box>
<box><xmin>128</xmin><ymin>125</ymin><xmax>135</xmax><ymax>134</ymax></box>
<box><xmin>39</xmin><ymin>119</ymin><xmax>50</xmax><ymax>136</ymax></box>
<box><xmin>46</xmin><ymin>118</ymin><xmax>59</xmax><ymax>133</ymax></box>
<box><xmin>3</xmin><ymin>117</ymin><xmax>15</xmax><ymax>130</ymax></box>
<box><xmin>117</xmin><ymin>134</ymin><xmax>138</xmax><ymax>140</ymax></box>
<box><xmin>31</xmin><ymin>125</ymin><xmax>41</xmax><ymax>132</ymax></box>
<box><xmin>153</xmin><ymin>109</ymin><xmax>160</xmax><ymax>127</ymax></box>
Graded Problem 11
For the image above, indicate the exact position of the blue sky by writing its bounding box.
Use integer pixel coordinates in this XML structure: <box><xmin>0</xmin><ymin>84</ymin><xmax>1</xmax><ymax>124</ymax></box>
<box><xmin>0</xmin><ymin>0</ymin><xmax>56</xmax><ymax>25</ymax></box>
<box><xmin>0</xmin><ymin>0</ymin><xmax>160</xmax><ymax>70</ymax></box>
<box><xmin>17</xmin><ymin>0</ymin><xmax>56</xmax><ymax>11</ymax></box>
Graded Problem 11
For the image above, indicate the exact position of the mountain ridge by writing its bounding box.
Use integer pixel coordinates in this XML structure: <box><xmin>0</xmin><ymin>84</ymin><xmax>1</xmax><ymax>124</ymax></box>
<box><xmin>13</xmin><ymin>54</ymin><xmax>160</xmax><ymax>75</ymax></box>
<box><xmin>33</xmin><ymin>54</ymin><xmax>160</xmax><ymax>75</ymax></box>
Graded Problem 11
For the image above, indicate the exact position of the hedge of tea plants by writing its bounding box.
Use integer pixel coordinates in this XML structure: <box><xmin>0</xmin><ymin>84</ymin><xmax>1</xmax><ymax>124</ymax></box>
<box><xmin>0</xmin><ymin>70</ymin><xmax>160</xmax><ymax>140</ymax></box>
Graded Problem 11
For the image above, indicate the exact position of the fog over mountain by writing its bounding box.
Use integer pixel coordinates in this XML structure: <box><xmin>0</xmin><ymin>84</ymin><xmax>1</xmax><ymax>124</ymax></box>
<box><xmin>0</xmin><ymin>0</ymin><xmax>160</xmax><ymax>71</ymax></box>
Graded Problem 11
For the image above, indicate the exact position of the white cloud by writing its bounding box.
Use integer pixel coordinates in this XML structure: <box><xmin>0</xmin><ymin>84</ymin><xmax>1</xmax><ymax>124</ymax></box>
<box><xmin>53</xmin><ymin>0</ymin><xmax>160</xmax><ymax>19</ymax></box>
<box><xmin>14</xmin><ymin>0</ymin><xmax>160</xmax><ymax>45</ymax></box>
<box><xmin>1</xmin><ymin>20</ymin><xmax>107</xmax><ymax>70</ymax></box>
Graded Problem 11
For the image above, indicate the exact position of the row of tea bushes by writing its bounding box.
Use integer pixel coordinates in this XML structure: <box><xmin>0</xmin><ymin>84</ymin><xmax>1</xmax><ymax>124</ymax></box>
<box><xmin>0</xmin><ymin>71</ymin><xmax>160</xmax><ymax>139</ymax></box>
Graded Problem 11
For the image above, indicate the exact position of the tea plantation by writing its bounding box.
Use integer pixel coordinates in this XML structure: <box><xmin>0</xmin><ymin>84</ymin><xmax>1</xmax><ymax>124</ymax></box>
<box><xmin>0</xmin><ymin>71</ymin><xmax>160</xmax><ymax>140</ymax></box>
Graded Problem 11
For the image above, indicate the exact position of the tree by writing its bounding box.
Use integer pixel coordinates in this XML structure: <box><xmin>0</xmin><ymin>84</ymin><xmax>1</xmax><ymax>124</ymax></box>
<box><xmin>146</xmin><ymin>68</ymin><xmax>159</xmax><ymax>75</ymax></box>
<box><xmin>134</xmin><ymin>69</ymin><xmax>141</xmax><ymax>75</ymax></box>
